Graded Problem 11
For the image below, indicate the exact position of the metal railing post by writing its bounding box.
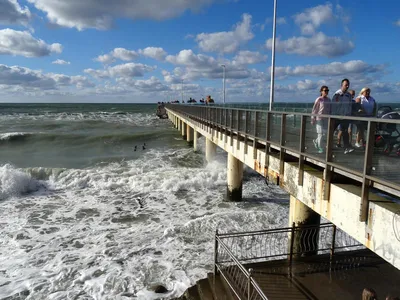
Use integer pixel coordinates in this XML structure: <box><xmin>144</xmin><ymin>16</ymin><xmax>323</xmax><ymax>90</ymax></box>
<box><xmin>323</xmin><ymin>117</ymin><xmax>335</xmax><ymax>202</ymax></box>
<box><xmin>214</xmin><ymin>229</ymin><xmax>219</xmax><ymax>275</ymax></box>
<box><xmin>230</xmin><ymin>109</ymin><xmax>233</xmax><ymax>147</ymax></box>
<box><xmin>265</xmin><ymin>112</ymin><xmax>271</xmax><ymax>172</ymax></box>
<box><xmin>289</xmin><ymin>222</ymin><xmax>295</xmax><ymax>277</ymax></box>
<box><xmin>279</xmin><ymin>114</ymin><xmax>286</xmax><ymax>183</ymax></box>
<box><xmin>330</xmin><ymin>225</ymin><xmax>337</xmax><ymax>261</ymax></box>
<box><xmin>298</xmin><ymin>115</ymin><xmax>306</xmax><ymax>186</ymax></box>
<box><xmin>360</xmin><ymin>120</ymin><xmax>376</xmax><ymax>222</ymax></box>
<box><xmin>253</xmin><ymin>112</ymin><xmax>258</xmax><ymax>159</ymax></box>
<box><xmin>247</xmin><ymin>268</ymin><xmax>253</xmax><ymax>300</ymax></box>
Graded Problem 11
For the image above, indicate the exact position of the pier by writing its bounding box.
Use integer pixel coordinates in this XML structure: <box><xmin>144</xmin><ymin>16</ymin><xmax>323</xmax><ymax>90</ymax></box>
<box><xmin>166</xmin><ymin>104</ymin><xmax>400</xmax><ymax>299</ymax></box>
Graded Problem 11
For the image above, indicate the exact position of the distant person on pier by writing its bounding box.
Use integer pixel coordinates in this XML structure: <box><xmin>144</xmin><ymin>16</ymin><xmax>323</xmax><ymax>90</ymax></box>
<box><xmin>355</xmin><ymin>87</ymin><xmax>377</xmax><ymax>147</ymax></box>
<box><xmin>311</xmin><ymin>86</ymin><xmax>331</xmax><ymax>153</ymax></box>
<box><xmin>206</xmin><ymin>95</ymin><xmax>214</xmax><ymax>104</ymax></box>
<box><xmin>362</xmin><ymin>288</ymin><xmax>378</xmax><ymax>300</ymax></box>
<box><xmin>331</xmin><ymin>78</ymin><xmax>354</xmax><ymax>154</ymax></box>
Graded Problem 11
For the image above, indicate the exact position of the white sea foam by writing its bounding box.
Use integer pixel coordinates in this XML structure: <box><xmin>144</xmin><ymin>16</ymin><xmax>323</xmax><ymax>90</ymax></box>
<box><xmin>0</xmin><ymin>112</ymin><xmax>159</xmax><ymax>127</ymax></box>
<box><xmin>0</xmin><ymin>132</ymin><xmax>31</xmax><ymax>141</ymax></box>
<box><xmin>0</xmin><ymin>164</ymin><xmax>47</xmax><ymax>200</ymax></box>
<box><xmin>0</xmin><ymin>148</ymin><xmax>289</xmax><ymax>299</ymax></box>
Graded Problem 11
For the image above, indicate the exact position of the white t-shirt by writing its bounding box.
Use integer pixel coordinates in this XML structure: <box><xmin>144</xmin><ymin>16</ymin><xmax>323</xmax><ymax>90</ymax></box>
<box><xmin>358</xmin><ymin>95</ymin><xmax>376</xmax><ymax>116</ymax></box>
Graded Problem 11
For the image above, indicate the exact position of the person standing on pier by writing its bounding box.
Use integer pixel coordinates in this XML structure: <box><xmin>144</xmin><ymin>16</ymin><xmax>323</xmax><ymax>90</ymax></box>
<box><xmin>311</xmin><ymin>86</ymin><xmax>331</xmax><ymax>153</ymax></box>
<box><xmin>331</xmin><ymin>78</ymin><xmax>354</xmax><ymax>154</ymax></box>
<box><xmin>355</xmin><ymin>87</ymin><xmax>377</xmax><ymax>147</ymax></box>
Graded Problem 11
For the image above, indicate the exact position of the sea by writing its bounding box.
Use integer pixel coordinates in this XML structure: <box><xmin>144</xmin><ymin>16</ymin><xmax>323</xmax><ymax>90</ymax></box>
<box><xmin>0</xmin><ymin>103</ymin><xmax>290</xmax><ymax>300</ymax></box>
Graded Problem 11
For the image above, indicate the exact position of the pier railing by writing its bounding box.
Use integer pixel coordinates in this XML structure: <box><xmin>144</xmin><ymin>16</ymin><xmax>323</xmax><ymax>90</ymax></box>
<box><xmin>214</xmin><ymin>223</ymin><xmax>363</xmax><ymax>300</ymax></box>
<box><xmin>166</xmin><ymin>104</ymin><xmax>400</xmax><ymax>221</ymax></box>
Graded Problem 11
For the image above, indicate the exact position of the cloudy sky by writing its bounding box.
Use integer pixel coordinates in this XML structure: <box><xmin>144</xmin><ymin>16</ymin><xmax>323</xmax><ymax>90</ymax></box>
<box><xmin>0</xmin><ymin>0</ymin><xmax>399</xmax><ymax>103</ymax></box>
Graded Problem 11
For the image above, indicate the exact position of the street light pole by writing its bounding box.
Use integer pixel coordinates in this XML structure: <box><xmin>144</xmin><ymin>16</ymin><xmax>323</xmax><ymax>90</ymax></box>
<box><xmin>181</xmin><ymin>80</ymin><xmax>184</xmax><ymax>103</ymax></box>
<box><xmin>269</xmin><ymin>0</ymin><xmax>277</xmax><ymax>111</ymax></box>
<box><xmin>221</xmin><ymin>64</ymin><xmax>226</xmax><ymax>104</ymax></box>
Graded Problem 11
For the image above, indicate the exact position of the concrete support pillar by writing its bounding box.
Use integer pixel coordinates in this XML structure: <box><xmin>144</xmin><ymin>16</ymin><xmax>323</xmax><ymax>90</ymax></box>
<box><xmin>181</xmin><ymin>122</ymin><xmax>187</xmax><ymax>139</ymax></box>
<box><xmin>177</xmin><ymin>119</ymin><xmax>181</xmax><ymax>131</ymax></box>
<box><xmin>187</xmin><ymin>126</ymin><xmax>194</xmax><ymax>144</ymax></box>
<box><xmin>289</xmin><ymin>195</ymin><xmax>321</xmax><ymax>257</ymax></box>
<box><xmin>194</xmin><ymin>131</ymin><xmax>199</xmax><ymax>152</ymax></box>
<box><xmin>226</xmin><ymin>153</ymin><xmax>243</xmax><ymax>202</ymax></box>
<box><xmin>206</xmin><ymin>138</ymin><xmax>217</xmax><ymax>162</ymax></box>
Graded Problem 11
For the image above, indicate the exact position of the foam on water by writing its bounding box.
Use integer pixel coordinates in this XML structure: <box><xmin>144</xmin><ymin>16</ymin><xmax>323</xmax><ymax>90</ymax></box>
<box><xmin>0</xmin><ymin>112</ymin><xmax>158</xmax><ymax>127</ymax></box>
<box><xmin>0</xmin><ymin>164</ymin><xmax>47</xmax><ymax>200</ymax></box>
<box><xmin>0</xmin><ymin>146</ymin><xmax>289</xmax><ymax>299</ymax></box>
<box><xmin>0</xmin><ymin>132</ymin><xmax>32</xmax><ymax>141</ymax></box>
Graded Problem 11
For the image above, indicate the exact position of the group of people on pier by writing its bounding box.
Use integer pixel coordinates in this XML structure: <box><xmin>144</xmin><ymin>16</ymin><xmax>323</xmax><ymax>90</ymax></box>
<box><xmin>311</xmin><ymin>78</ymin><xmax>377</xmax><ymax>154</ymax></box>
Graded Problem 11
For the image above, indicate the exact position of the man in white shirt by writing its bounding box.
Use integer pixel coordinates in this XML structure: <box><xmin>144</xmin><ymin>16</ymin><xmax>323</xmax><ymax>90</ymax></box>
<box><xmin>331</xmin><ymin>79</ymin><xmax>354</xmax><ymax>154</ymax></box>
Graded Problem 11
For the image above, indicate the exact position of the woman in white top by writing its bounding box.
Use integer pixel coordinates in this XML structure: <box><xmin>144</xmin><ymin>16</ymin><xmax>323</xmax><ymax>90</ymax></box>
<box><xmin>355</xmin><ymin>87</ymin><xmax>377</xmax><ymax>147</ymax></box>
<box><xmin>311</xmin><ymin>86</ymin><xmax>331</xmax><ymax>153</ymax></box>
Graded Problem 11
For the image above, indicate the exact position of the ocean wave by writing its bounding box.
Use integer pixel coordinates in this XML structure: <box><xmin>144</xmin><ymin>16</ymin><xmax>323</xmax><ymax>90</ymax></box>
<box><xmin>0</xmin><ymin>147</ymin><xmax>289</xmax><ymax>299</ymax></box>
<box><xmin>0</xmin><ymin>132</ymin><xmax>33</xmax><ymax>141</ymax></box>
<box><xmin>0</xmin><ymin>164</ymin><xmax>48</xmax><ymax>200</ymax></box>
<box><xmin>0</xmin><ymin>131</ymin><xmax>169</xmax><ymax>147</ymax></box>
<box><xmin>0</xmin><ymin>111</ymin><xmax>162</xmax><ymax>127</ymax></box>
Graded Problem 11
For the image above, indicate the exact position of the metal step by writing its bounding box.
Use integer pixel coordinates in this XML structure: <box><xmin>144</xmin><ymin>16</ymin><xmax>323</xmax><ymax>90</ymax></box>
<box><xmin>197</xmin><ymin>277</ymin><xmax>214</xmax><ymax>300</ymax></box>
<box><xmin>207</xmin><ymin>273</ymin><xmax>235</xmax><ymax>300</ymax></box>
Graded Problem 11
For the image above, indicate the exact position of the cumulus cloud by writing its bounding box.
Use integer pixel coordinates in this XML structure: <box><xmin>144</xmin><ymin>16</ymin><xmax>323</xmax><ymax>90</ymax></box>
<box><xmin>84</xmin><ymin>62</ymin><xmax>155</xmax><ymax>79</ymax></box>
<box><xmin>52</xmin><ymin>59</ymin><xmax>70</xmax><ymax>65</ymax></box>
<box><xmin>0</xmin><ymin>29</ymin><xmax>62</xmax><ymax>57</ymax></box>
<box><xmin>139</xmin><ymin>47</ymin><xmax>167</xmax><ymax>61</ymax></box>
<box><xmin>118</xmin><ymin>76</ymin><xmax>169</xmax><ymax>92</ymax></box>
<box><xmin>266</xmin><ymin>32</ymin><xmax>354</xmax><ymax>57</ymax></box>
<box><xmin>395</xmin><ymin>19</ymin><xmax>400</xmax><ymax>26</ymax></box>
<box><xmin>94</xmin><ymin>48</ymin><xmax>138</xmax><ymax>64</ymax></box>
<box><xmin>165</xmin><ymin>49</ymin><xmax>253</xmax><ymax>81</ymax></box>
<box><xmin>196</xmin><ymin>13</ymin><xmax>254</xmax><ymax>53</ymax></box>
<box><xmin>276</xmin><ymin>60</ymin><xmax>385</xmax><ymax>78</ymax></box>
<box><xmin>294</xmin><ymin>3</ymin><xmax>335</xmax><ymax>35</ymax></box>
<box><xmin>0</xmin><ymin>64</ymin><xmax>94</xmax><ymax>91</ymax></box>
<box><xmin>290</xmin><ymin>79</ymin><xmax>320</xmax><ymax>91</ymax></box>
<box><xmin>233</xmin><ymin>51</ymin><xmax>267</xmax><ymax>65</ymax></box>
<box><xmin>261</xmin><ymin>17</ymin><xmax>287</xmax><ymax>31</ymax></box>
<box><xmin>27</xmin><ymin>0</ymin><xmax>216</xmax><ymax>30</ymax></box>
<box><xmin>0</xmin><ymin>0</ymin><xmax>31</xmax><ymax>26</ymax></box>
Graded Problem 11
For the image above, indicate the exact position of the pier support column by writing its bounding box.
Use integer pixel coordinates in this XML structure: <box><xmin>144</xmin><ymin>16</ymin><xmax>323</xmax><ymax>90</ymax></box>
<box><xmin>206</xmin><ymin>138</ymin><xmax>217</xmax><ymax>162</ymax></box>
<box><xmin>177</xmin><ymin>119</ymin><xmax>181</xmax><ymax>131</ymax></box>
<box><xmin>289</xmin><ymin>195</ymin><xmax>321</xmax><ymax>257</ymax></box>
<box><xmin>181</xmin><ymin>122</ymin><xmax>187</xmax><ymax>139</ymax></box>
<box><xmin>187</xmin><ymin>126</ymin><xmax>194</xmax><ymax>144</ymax></box>
<box><xmin>194</xmin><ymin>131</ymin><xmax>199</xmax><ymax>152</ymax></box>
<box><xmin>226</xmin><ymin>153</ymin><xmax>243</xmax><ymax>202</ymax></box>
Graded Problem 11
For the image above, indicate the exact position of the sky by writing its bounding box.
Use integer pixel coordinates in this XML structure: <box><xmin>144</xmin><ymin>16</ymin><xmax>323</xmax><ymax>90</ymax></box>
<box><xmin>0</xmin><ymin>0</ymin><xmax>399</xmax><ymax>103</ymax></box>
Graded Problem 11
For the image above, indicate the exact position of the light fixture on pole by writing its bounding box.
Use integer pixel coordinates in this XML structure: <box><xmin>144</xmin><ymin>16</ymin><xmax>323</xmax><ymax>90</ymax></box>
<box><xmin>269</xmin><ymin>0</ymin><xmax>277</xmax><ymax>111</ymax></box>
<box><xmin>221</xmin><ymin>64</ymin><xmax>226</xmax><ymax>104</ymax></box>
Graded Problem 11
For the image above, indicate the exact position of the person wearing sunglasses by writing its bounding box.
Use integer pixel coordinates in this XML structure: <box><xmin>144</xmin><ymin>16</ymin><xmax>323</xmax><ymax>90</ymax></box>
<box><xmin>311</xmin><ymin>86</ymin><xmax>331</xmax><ymax>153</ymax></box>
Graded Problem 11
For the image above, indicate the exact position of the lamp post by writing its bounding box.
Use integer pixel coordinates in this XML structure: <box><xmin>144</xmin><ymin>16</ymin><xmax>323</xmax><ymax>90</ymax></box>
<box><xmin>221</xmin><ymin>64</ymin><xmax>226</xmax><ymax>104</ymax></box>
<box><xmin>181</xmin><ymin>79</ymin><xmax>184</xmax><ymax>103</ymax></box>
<box><xmin>269</xmin><ymin>0</ymin><xmax>277</xmax><ymax>111</ymax></box>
